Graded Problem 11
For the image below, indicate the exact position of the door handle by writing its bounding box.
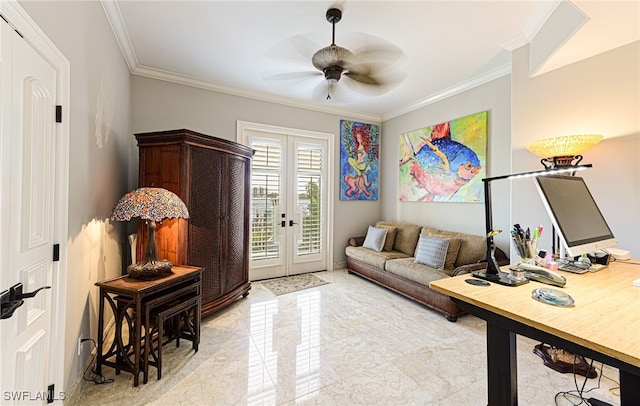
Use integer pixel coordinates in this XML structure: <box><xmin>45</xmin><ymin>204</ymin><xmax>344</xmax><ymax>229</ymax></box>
<box><xmin>289</xmin><ymin>220</ymin><xmax>298</xmax><ymax>226</ymax></box>
<box><xmin>281</xmin><ymin>220</ymin><xmax>286</xmax><ymax>227</ymax></box>
<box><xmin>1</xmin><ymin>283</ymin><xmax>51</xmax><ymax>320</ymax></box>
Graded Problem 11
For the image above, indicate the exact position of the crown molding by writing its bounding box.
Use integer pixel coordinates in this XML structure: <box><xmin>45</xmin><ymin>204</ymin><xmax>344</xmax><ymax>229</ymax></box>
<box><xmin>382</xmin><ymin>64</ymin><xmax>512</xmax><ymax>121</ymax></box>
<box><xmin>101</xmin><ymin>0</ymin><xmax>138</xmax><ymax>72</ymax></box>
<box><xmin>132</xmin><ymin>65</ymin><xmax>382</xmax><ymax>123</ymax></box>
<box><xmin>523</xmin><ymin>0</ymin><xmax>563</xmax><ymax>43</ymax></box>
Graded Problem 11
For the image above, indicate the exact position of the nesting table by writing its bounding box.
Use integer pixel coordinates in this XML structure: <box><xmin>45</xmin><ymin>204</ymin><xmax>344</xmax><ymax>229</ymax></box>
<box><xmin>95</xmin><ymin>265</ymin><xmax>202</xmax><ymax>386</ymax></box>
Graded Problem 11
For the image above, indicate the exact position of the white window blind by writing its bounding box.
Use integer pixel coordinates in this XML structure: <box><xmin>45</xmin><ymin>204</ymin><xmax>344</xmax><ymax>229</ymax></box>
<box><xmin>297</xmin><ymin>146</ymin><xmax>322</xmax><ymax>255</ymax></box>
<box><xmin>251</xmin><ymin>142</ymin><xmax>281</xmax><ymax>260</ymax></box>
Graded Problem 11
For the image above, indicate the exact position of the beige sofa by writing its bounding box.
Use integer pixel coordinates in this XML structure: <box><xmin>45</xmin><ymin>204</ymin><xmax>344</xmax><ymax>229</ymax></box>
<box><xmin>345</xmin><ymin>221</ymin><xmax>509</xmax><ymax>321</ymax></box>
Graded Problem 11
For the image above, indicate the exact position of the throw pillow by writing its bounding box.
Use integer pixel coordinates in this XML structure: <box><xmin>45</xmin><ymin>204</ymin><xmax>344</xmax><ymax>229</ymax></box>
<box><xmin>414</xmin><ymin>235</ymin><xmax>450</xmax><ymax>270</ymax></box>
<box><xmin>362</xmin><ymin>226</ymin><xmax>388</xmax><ymax>252</ymax></box>
<box><xmin>379</xmin><ymin>226</ymin><xmax>397</xmax><ymax>251</ymax></box>
<box><xmin>426</xmin><ymin>235</ymin><xmax>461</xmax><ymax>271</ymax></box>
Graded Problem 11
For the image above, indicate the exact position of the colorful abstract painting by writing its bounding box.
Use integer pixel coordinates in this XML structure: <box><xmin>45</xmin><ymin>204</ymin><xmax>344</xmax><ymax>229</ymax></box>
<box><xmin>340</xmin><ymin>120</ymin><xmax>379</xmax><ymax>200</ymax></box>
<box><xmin>398</xmin><ymin>111</ymin><xmax>487</xmax><ymax>202</ymax></box>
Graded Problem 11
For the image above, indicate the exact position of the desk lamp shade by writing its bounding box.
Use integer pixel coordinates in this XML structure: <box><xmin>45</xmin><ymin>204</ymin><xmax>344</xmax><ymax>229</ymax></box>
<box><xmin>526</xmin><ymin>134</ymin><xmax>603</xmax><ymax>169</ymax></box>
<box><xmin>111</xmin><ymin>187</ymin><xmax>189</xmax><ymax>279</ymax></box>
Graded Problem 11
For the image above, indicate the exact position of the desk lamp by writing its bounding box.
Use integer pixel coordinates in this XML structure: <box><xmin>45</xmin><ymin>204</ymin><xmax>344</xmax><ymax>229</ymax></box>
<box><xmin>474</xmin><ymin>165</ymin><xmax>592</xmax><ymax>286</ymax></box>
<box><xmin>111</xmin><ymin>187</ymin><xmax>189</xmax><ymax>279</ymax></box>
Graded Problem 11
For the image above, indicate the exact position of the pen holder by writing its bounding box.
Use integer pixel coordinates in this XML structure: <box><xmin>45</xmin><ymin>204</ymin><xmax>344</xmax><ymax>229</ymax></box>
<box><xmin>517</xmin><ymin>256</ymin><xmax>533</xmax><ymax>265</ymax></box>
<box><xmin>512</xmin><ymin>238</ymin><xmax>537</xmax><ymax>264</ymax></box>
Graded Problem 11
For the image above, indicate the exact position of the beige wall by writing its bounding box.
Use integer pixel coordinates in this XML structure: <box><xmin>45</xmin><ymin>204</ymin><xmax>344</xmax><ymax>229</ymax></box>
<box><xmin>381</xmin><ymin>76</ymin><xmax>513</xmax><ymax>252</ymax></box>
<box><xmin>512</xmin><ymin>41</ymin><xmax>640</xmax><ymax>258</ymax></box>
<box><xmin>20</xmin><ymin>0</ymin><xmax>133</xmax><ymax>398</ymax></box>
<box><xmin>132</xmin><ymin>76</ymin><xmax>384</xmax><ymax>268</ymax></box>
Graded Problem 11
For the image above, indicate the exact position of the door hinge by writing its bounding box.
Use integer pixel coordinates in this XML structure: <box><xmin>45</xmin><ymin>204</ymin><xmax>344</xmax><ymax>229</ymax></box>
<box><xmin>53</xmin><ymin>244</ymin><xmax>60</xmax><ymax>262</ymax></box>
<box><xmin>47</xmin><ymin>384</ymin><xmax>54</xmax><ymax>403</ymax></box>
<box><xmin>55</xmin><ymin>105</ymin><xmax>62</xmax><ymax>123</ymax></box>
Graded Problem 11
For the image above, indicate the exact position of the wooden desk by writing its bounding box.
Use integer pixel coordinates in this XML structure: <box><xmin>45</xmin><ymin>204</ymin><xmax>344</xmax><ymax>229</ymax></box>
<box><xmin>430</xmin><ymin>260</ymin><xmax>640</xmax><ymax>405</ymax></box>
<box><xmin>95</xmin><ymin>265</ymin><xmax>202</xmax><ymax>386</ymax></box>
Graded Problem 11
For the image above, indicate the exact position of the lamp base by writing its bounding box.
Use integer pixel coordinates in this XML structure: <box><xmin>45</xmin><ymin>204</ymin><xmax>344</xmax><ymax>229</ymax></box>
<box><xmin>127</xmin><ymin>259</ymin><xmax>173</xmax><ymax>280</ymax></box>
<box><xmin>472</xmin><ymin>270</ymin><xmax>529</xmax><ymax>287</ymax></box>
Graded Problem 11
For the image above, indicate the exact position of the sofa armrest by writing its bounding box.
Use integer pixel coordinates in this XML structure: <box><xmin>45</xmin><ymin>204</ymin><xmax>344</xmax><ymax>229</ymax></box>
<box><xmin>451</xmin><ymin>247</ymin><xmax>510</xmax><ymax>277</ymax></box>
<box><xmin>348</xmin><ymin>236</ymin><xmax>365</xmax><ymax>247</ymax></box>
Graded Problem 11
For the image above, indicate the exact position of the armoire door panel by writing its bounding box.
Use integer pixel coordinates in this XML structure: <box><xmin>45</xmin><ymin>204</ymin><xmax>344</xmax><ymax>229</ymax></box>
<box><xmin>189</xmin><ymin>146</ymin><xmax>224</xmax><ymax>302</ymax></box>
<box><xmin>225</xmin><ymin>155</ymin><xmax>249</xmax><ymax>291</ymax></box>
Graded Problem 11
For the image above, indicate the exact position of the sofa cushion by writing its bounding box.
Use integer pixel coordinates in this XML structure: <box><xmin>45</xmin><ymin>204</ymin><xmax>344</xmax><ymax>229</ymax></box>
<box><xmin>453</xmin><ymin>233</ymin><xmax>486</xmax><ymax>266</ymax></box>
<box><xmin>421</xmin><ymin>227</ymin><xmax>486</xmax><ymax>268</ymax></box>
<box><xmin>376</xmin><ymin>221</ymin><xmax>422</xmax><ymax>256</ymax></box>
<box><xmin>414</xmin><ymin>235</ymin><xmax>450</xmax><ymax>270</ymax></box>
<box><xmin>363</xmin><ymin>225</ymin><xmax>387</xmax><ymax>252</ymax></box>
<box><xmin>378</xmin><ymin>225</ymin><xmax>397</xmax><ymax>252</ymax></box>
<box><xmin>441</xmin><ymin>238</ymin><xmax>462</xmax><ymax>275</ymax></box>
<box><xmin>385</xmin><ymin>258</ymin><xmax>449</xmax><ymax>286</ymax></box>
<box><xmin>346</xmin><ymin>246</ymin><xmax>410</xmax><ymax>269</ymax></box>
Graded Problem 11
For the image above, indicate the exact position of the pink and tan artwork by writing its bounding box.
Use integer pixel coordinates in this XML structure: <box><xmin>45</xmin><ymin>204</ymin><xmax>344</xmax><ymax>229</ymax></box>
<box><xmin>340</xmin><ymin>120</ymin><xmax>379</xmax><ymax>200</ymax></box>
<box><xmin>399</xmin><ymin>111</ymin><xmax>487</xmax><ymax>202</ymax></box>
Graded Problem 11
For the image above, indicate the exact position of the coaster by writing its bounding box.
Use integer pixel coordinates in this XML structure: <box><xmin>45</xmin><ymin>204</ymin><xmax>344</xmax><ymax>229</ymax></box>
<box><xmin>532</xmin><ymin>287</ymin><xmax>574</xmax><ymax>307</ymax></box>
<box><xmin>465</xmin><ymin>278</ymin><xmax>490</xmax><ymax>286</ymax></box>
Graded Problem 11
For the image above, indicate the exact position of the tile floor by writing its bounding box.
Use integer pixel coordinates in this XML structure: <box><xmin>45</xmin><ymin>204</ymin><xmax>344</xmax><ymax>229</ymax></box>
<box><xmin>76</xmin><ymin>270</ymin><xmax>621</xmax><ymax>405</ymax></box>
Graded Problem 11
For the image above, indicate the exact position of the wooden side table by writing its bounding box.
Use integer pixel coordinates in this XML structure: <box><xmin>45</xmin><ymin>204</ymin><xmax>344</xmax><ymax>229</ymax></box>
<box><xmin>95</xmin><ymin>265</ymin><xmax>202</xmax><ymax>386</ymax></box>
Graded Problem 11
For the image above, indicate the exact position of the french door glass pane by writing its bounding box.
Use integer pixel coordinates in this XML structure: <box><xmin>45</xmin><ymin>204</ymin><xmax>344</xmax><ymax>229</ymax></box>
<box><xmin>251</xmin><ymin>141</ymin><xmax>281</xmax><ymax>260</ymax></box>
<box><xmin>297</xmin><ymin>145</ymin><xmax>322</xmax><ymax>256</ymax></box>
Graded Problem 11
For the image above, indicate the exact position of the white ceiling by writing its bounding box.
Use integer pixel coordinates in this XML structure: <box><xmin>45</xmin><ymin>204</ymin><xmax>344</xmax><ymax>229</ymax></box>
<box><xmin>103</xmin><ymin>1</ymin><xmax>640</xmax><ymax>121</ymax></box>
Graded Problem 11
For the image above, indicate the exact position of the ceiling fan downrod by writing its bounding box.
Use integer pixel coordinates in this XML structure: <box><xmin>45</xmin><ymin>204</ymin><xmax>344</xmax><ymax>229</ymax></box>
<box><xmin>326</xmin><ymin>8</ymin><xmax>341</xmax><ymax>45</ymax></box>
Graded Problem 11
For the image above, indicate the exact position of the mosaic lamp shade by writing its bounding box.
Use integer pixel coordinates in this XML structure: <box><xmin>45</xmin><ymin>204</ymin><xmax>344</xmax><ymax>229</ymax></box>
<box><xmin>111</xmin><ymin>187</ymin><xmax>189</xmax><ymax>279</ymax></box>
<box><xmin>526</xmin><ymin>134</ymin><xmax>603</xmax><ymax>169</ymax></box>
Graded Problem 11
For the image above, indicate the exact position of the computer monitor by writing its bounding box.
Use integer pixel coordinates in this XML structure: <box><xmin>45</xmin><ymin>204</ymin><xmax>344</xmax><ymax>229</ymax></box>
<box><xmin>534</xmin><ymin>175</ymin><xmax>617</xmax><ymax>257</ymax></box>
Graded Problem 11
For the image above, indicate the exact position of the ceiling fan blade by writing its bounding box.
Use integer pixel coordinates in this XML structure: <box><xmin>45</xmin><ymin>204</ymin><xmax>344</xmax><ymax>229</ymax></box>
<box><xmin>343</xmin><ymin>66</ymin><xmax>406</xmax><ymax>95</ymax></box>
<box><xmin>344</xmin><ymin>68</ymin><xmax>379</xmax><ymax>86</ymax></box>
<box><xmin>263</xmin><ymin>71</ymin><xmax>322</xmax><ymax>83</ymax></box>
<box><xmin>349</xmin><ymin>38</ymin><xmax>406</xmax><ymax>64</ymax></box>
<box><xmin>263</xmin><ymin>34</ymin><xmax>321</xmax><ymax>65</ymax></box>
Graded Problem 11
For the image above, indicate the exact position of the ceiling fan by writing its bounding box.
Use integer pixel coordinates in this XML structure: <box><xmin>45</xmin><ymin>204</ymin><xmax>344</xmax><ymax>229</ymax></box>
<box><xmin>263</xmin><ymin>7</ymin><xmax>405</xmax><ymax>100</ymax></box>
<box><xmin>311</xmin><ymin>7</ymin><xmax>403</xmax><ymax>93</ymax></box>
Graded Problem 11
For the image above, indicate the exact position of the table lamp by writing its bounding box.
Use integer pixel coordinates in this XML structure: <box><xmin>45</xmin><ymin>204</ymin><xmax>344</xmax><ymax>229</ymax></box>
<box><xmin>526</xmin><ymin>134</ymin><xmax>603</xmax><ymax>169</ymax></box>
<box><xmin>111</xmin><ymin>187</ymin><xmax>189</xmax><ymax>279</ymax></box>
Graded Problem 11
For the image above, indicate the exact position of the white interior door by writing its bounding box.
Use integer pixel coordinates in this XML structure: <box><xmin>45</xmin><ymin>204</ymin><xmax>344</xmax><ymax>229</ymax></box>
<box><xmin>244</xmin><ymin>129</ymin><xmax>329</xmax><ymax>280</ymax></box>
<box><xmin>0</xmin><ymin>17</ymin><xmax>59</xmax><ymax>404</ymax></box>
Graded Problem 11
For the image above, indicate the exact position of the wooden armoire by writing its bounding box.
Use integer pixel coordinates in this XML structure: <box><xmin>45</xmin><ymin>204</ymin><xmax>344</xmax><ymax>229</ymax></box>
<box><xmin>135</xmin><ymin>129</ymin><xmax>253</xmax><ymax>316</ymax></box>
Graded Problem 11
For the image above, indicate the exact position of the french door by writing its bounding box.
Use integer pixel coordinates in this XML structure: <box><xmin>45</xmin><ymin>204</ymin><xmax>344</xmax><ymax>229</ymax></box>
<box><xmin>239</xmin><ymin>124</ymin><xmax>331</xmax><ymax>281</ymax></box>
